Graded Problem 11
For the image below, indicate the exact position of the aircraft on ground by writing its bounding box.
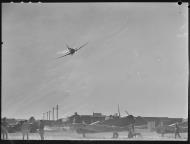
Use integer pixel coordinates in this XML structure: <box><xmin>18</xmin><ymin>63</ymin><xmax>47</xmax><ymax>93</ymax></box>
<box><xmin>57</xmin><ymin>42</ymin><xmax>88</xmax><ymax>59</ymax></box>
<box><xmin>70</xmin><ymin>106</ymin><xmax>136</xmax><ymax>138</ymax></box>
<box><xmin>156</xmin><ymin>120</ymin><xmax>188</xmax><ymax>134</ymax></box>
<box><xmin>71</xmin><ymin>114</ymin><xmax>135</xmax><ymax>138</ymax></box>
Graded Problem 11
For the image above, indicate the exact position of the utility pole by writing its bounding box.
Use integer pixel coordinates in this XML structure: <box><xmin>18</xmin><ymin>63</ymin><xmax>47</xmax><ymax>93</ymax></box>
<box><xmin>43</xmin><ymin>113</ymin><xmax>45</xmax><ymax>120</ymax></box>
<box><xmin>56</xmin><ymin>104</ymin><xmax>58</xmax><ymax>120</ymax></box>
<box><xmin>47</xmin><ymin>112</ymin><xmax>48</xmax><ymax>120</ymax></box>
<box><xmin>118</xmin><ymin>104</ymin><xmax>121</xmax><ymax>117</ymax></box>
<box><xmin>49</xmin><ymin>110</ymin><xmax>51</xmax><ymax>120</ymax></box>
<box><xmin>53</xmin><ymin>107</ymin><xmax>55</xmax><ymax>121</ymax></box>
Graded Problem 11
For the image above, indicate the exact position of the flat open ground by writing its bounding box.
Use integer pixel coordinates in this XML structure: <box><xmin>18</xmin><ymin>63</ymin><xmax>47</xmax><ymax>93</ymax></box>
<box><xmin>5</xmin><ymin>128</ymin><xmax>188</xmax><ymax>140</ymax></box>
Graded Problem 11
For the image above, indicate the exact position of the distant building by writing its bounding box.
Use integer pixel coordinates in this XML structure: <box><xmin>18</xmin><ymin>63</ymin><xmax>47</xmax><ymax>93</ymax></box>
<box><xmin>93</xmin><ymin>112</ymin><xmax>102</xmax><ymax>117</ymax></box>
<box><xmin>141</xmin><ymin>117</ymin><xmax>183</xmax><ymax>127</ymax></box>
<box><xmin>3</xmin><ymin>118</ymin><xmax>18</xmax><ymax>125</ymax></box>
<box><xmin>66</xmin><ymin>112</ymin><xmax>106</xmax><ymax>124</ymax></box>
<box><xmin>59</xmin><ymin>118</ymin><xmax>69</xmax><ymax>123</ymax></box>
<box><xmin>134</xmin><ymin>116</ymin><xmax>147</xmax><ymax>126</ymax></box>
<box><xmin>147</xmin><ymin>121</ymin><xmax>156</xmax><ymax>131</ymax></box>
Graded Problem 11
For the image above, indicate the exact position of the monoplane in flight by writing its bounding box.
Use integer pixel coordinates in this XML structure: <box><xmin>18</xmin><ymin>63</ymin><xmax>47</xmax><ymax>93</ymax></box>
<box><xmin>57</xmin><ymin>42</ymin><xmax>88</xmax><ymax>59</ymax></box>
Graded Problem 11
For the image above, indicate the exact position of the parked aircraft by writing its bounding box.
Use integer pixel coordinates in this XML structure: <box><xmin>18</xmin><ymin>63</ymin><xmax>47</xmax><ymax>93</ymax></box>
<box><xmin>156</xmin><ymin>120</ymin><xmax>188</xmax><ymax>134</ymax></box>
<box><xmin>68</xmin><ymin>106</ymin><xmax>150</xmax><ymax>138</ymax></box>
<box><xmin>71</xmin><ymin>112</ymin><xmax>135</xmax><ymax>138</ymax></box>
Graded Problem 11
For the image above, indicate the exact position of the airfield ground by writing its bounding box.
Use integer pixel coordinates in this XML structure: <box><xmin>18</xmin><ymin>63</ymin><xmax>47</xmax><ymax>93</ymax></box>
<box><xmin>5</xmin><ymin>128</ymin><xmax>188</xmax><ymax>140</ymax></box>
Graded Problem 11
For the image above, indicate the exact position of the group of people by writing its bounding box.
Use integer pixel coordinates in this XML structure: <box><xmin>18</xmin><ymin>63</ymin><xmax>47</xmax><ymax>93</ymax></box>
<box><xmin>1</xmin><ymin>117</ymin><xmax>45</xmax><ymax>140</ymax></box>
<box><xmin>21</xmin><ymin>119</ymin><xmax>45</xmax><ymax>140</ymax></box>
<box><xmin>128</xmin><ymin>122</ymin><xmax>182</xmax><ymax>139</ymax></box>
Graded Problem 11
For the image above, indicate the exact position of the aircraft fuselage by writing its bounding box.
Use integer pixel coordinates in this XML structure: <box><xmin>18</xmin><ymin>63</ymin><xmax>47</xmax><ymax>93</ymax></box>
<box><xmin>72</xmin><ymin>115</ymin><xmax>135</xmax><ymax>134</ymax></box>
<box><xmin>69</xmin><ymin>48</ymin><xmax>76</xmax><ymax>55</ymax></box>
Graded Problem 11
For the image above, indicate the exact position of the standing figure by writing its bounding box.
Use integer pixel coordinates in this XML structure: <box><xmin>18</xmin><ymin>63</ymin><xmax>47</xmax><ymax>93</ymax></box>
<box><xmin>174</xmin><ymin>123</ymin><xmax>181</xmax><ymax>139</ymax></box>
<box><xmin>131</xmin><ymin>123</ymin><xmax>135</xmax><ymax>133</ymax></box>
<box><xmin>38</xmin><ymin>120</ymin><xmax>45</xmax><ymax>140</ymax></box>
<box><xmin>112</xmin><ymin>131</ymin><xmax>119</xmax><ymax>138</ymax></box>
<box><xmin>161</xmin><ymin>127</ymin><xmax>165</xmax><ymax>137</ymax></box>
<box><xmin>1</xmin><ymin>117</ymin><xmax>8</xmax><ymax>140</ymax></box>
<box><xmin>21</xmin><ymin>120</ymin><xmax>30</xmax><ymax>140</ymax></box>
<box><xmin>128</xmin><ymin>124</ymin><xmax>134</xmax><ymax>139</ymax></box>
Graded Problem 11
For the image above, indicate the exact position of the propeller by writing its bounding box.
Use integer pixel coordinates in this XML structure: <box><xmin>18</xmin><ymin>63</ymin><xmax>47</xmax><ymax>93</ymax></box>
<box><xmin>125</xmin><ymin>110</ymin><xmax>130</xmax><ymax>116</ymax></box>
<box><xmin>66</xmin><ymin>43</ymin><xmax>70</xmax><ymax>49</ymax></box>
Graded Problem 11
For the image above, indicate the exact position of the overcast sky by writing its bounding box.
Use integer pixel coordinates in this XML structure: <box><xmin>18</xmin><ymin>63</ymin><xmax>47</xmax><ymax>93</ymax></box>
<box><xmin>2</xmin><ymin>3</ymin><xmax>188</xmax><ymax>119</ymax></box>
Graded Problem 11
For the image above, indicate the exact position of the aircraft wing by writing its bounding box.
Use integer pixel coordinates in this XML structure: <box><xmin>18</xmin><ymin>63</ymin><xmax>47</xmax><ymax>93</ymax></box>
<box><xmin>134</xmin><ymin>125</ymin><xmax>147</xmax><ymax>129</ymax></box>
<box><xmin>75</xmin><ymin>42</ymin><xmax>88</xmax><ymax>51</ymax></box>
<box><xmin>168</xmin><ymin>123</ymin><xmax>176</xmax><ymax>127</ymax></box>
<box><xmin>89</xmin><ymin>121</ymin><xmax>100</xmax><ymax>125</ymax></box>
<box><xmin>56</xmin><ymin>50</ymin><xmax>70</xmax><ymax>59</ymax></box>
<box><xmin>73</xmin><ymin>123</ymin><xmax>129</xmax><ymax>134</ymax></box>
